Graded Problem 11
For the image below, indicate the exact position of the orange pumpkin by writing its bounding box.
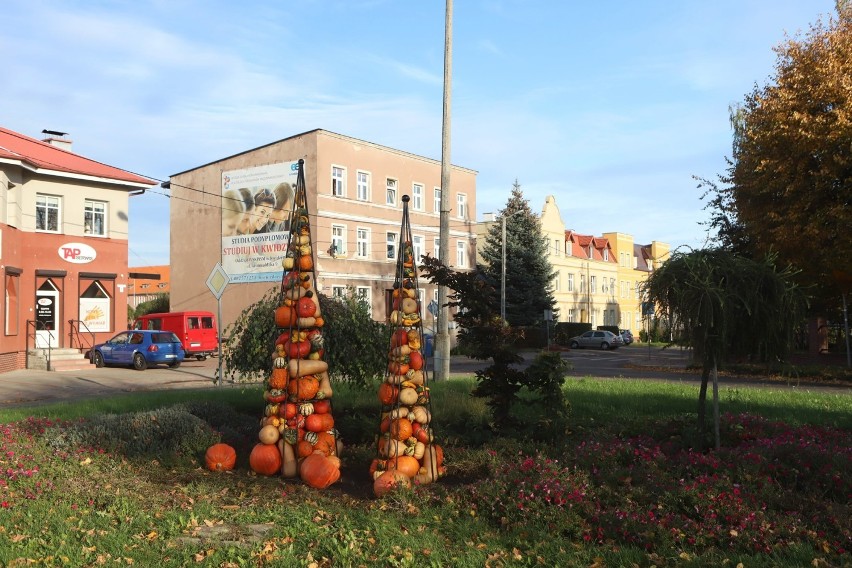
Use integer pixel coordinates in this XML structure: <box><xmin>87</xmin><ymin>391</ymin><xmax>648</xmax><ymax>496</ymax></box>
<box><xmin>205</xmin><ymin>443</ymin><xmax>237</xmax><ymax>472</ymax></box>
<box><xmin>249</xmin><ymin>443</ymin><xmax>282</xmax><ymax>476</ymax></box>
<box><xmin>279</xmin><ymin>402</ymin><xmax>298</xmax><ymax>420</ymax></box>
<box><xmin>299</xmin><ymin>255</ymin><xmax>313</xmax><ymax>271</ymax></box>
<box><xmin>300</xmin><ymin>453</ymin><xmax>340</xmax><ymax>489</ymax></box>
<box><xmin>391</xmin><ymin>329</ymin><xmax>408</xmax><ymax>347</ymax></box>
<box><xmin>275</xmin><ymin>305</ymin><xmax>297</xmax><ymax>328</ymax></box>
<box><xmin>313</xmin><ymin>399</ymin><xmax>332</xmax><ymax>414</ymax></box>
<box><xmin>313</xmin><ymin>431</ymin><xmax>337</xmax><ymax>456</ymax></box>
<box><xmin>305</xmin><ymin>412</ymin><xmax>334</xmax><ymax>433</ymax></box>
<box><xmin>269</xmin><ymin>367</ymin><xmax>289</xmax><ymax>390</ymax></box>
<box><xmin>408</xmin><ymin>351</ymin><xmax>424</xmax><ymax>371</ymax></box>
<box><xmin>288</xmin><ymin>375</ymin><xmax>319</xmax><ymax>401</ymax></box>
<box><xmin>296</xmin><ymin>294</ymin><xmax>317</xmax><ymax>318</ymax></box>
<box><xmin>388</xmin><ymin>361</ymin><xmax>410</xmax><ymax>376</ymax></box>
<box><xmin>390</xmin><ymin>418</ymin><xmax>413</xmax><ymax>441</ymax></box>
<box><xmin>387</xmin><ymin>455</ymin><xmax>420</xmax><ymax>478</ymax></box>
<box><xmin>373</xmin><ymin>470</ymin><xmax>411</xmax><ymax>497</ymax></box>
<box><xmin>378</xmin><ymin>383</ymin><xmax>399</xmax><ymax>406</ymax></box>
<box><xmin>296</xmin><ymin>439</ymin><xmax>315</xmax><ymax>458</ymax></box>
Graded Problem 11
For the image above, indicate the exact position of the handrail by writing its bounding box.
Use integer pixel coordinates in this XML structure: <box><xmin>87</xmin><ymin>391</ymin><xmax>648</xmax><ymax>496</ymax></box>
<box><xmin>68</xmin><ymin>319</ymin><xmax>97</xmax><ymax>362</ymax></box>
<box><xmin>25</xmin><ymin>320</ymin><xmax>55</xmax><ymax>370</ymax></box>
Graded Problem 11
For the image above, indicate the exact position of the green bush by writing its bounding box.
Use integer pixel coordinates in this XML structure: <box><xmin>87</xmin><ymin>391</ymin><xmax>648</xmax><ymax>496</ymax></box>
<box><xmin>554</xmin><ymin>322</ymin><xmax>591</xmax><ymax>345</ymax></box>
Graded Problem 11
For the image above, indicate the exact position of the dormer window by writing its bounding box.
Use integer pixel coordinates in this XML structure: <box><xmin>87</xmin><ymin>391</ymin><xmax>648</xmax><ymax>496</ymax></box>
<box><xmin>603</xmin><ymin>249</ymin><xmax>609</xmax><ymax>261</ymax></box>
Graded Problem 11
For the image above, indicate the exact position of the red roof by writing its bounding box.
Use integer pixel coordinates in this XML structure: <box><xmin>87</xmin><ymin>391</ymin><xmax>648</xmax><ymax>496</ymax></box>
<box><xmin>0</xmin><ymin>126</ymin><xmax>154</xmax><ymax>186</ymax></box>
<box><xmin>565</xmin><ymin>230</ymin><xmax>616</xmax><ymax>262</ymax></box>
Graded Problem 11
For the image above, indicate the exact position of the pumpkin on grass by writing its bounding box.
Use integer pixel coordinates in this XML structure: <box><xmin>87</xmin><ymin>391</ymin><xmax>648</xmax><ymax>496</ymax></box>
<box><xmin>300</xmin><ymin>452</ymin><xmax>341</xmax><ymax>489</ymax></box>
<box><xmin>373</xmin><ymin>470</ymin><xmax>411</xmax><ymax>497</ymax></box>
<box><xmin>249</xmin><ymin>443</ymin><xmax>282</xmax><ymax>476</ymax></box>
<box><xmin>205</xmin><ymin>443</ymin><xmax>237</xmax><ymax>472</ymax></box>
<box><xmin>386</xmin><ymin>455</ymin><xmax>420</xmax><ymax>478</ymax></box>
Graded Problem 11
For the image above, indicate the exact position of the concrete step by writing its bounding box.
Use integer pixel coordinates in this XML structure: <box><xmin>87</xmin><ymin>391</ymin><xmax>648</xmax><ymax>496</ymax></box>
<box><xmin>49</xmin><ymin>356</ymin><xmax>95</xmax><ymax>372</ymax></box>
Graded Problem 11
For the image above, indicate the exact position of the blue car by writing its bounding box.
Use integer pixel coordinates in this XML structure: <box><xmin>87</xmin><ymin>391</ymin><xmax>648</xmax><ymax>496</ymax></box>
<box><xmin>91</xmin><ymin>330</ymin><xmax>185</xmax><ymax>370</ymax></box>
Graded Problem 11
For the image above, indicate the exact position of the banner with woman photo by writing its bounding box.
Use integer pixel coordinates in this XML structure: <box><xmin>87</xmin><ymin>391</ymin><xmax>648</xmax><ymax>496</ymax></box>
<box><xmin>221</xmin><ymin>161</ymin><xmax>297</xmax><ymax>283</ymax></box>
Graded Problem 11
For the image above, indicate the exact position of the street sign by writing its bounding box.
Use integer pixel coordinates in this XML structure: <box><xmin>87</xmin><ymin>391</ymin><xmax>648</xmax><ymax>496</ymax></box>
<box><xmin>642</xmin><ymin>301</ymin><xmax>654</xmax><ymax>316</ymax></box>
<box><xmin>206</xmin><ymin>263</ymin><xmax>230</xmax><ymax>300</ymax></box>
<box><xmin>427</xmin><ymin>300</ymin><xmax>439</xmax><ymax>317</ymax></box>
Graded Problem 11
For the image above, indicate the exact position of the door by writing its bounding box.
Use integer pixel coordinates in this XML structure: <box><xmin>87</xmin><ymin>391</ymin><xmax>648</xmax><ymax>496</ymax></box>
<box><xmin>101</xmin><ymin>331</ymin><xmax>132</xmax><ymax>364</ymax></box>
<box><xmin>35</xmin><ymin>281</ymin><xmax>60</xmax><ymax>348</ymax></box>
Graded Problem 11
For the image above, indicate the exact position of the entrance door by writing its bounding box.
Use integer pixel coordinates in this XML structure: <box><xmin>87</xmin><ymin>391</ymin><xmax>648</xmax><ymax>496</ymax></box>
<box><xmin>35</xmin><ymin>281</ymin><xmax>60</xmax><ymax>348</ymax></box>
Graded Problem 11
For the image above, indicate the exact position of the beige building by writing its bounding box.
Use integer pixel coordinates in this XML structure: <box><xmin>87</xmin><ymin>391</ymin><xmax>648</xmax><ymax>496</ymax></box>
<box><xmin>167</xmin><ymin>129</ymin><xmax>477</xmax><ymax>331</ymax></box>
<box><xmin>478</xmin><ymin>195</ymin><xmax>669</xmax><ymax>335</ymax></box>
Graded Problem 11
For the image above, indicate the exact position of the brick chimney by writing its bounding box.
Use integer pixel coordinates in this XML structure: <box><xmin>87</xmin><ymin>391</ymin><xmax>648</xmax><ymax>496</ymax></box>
<box><xmin>41</xmin><ymin>129</ymin><xmax>73</xmax><ymax>152</ymax></box>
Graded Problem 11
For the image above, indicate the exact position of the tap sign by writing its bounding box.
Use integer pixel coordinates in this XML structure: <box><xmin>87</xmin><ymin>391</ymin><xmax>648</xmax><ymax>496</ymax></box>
<box><xmin>57</xmin><ymin>243</ymin><xmax>97</xmax><ymax>264</ymax></box>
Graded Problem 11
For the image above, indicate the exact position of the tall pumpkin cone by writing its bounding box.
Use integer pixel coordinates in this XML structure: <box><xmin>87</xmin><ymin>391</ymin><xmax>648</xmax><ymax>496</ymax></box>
<box><xmin>372</xmin><ymin>195</ymin><xmax>444</xmax><ymax>496</ymax></box>
<box><xmin>252</xmin><ymin>159</ymin><xmax>341</xmax><ymax>487</ymax></box>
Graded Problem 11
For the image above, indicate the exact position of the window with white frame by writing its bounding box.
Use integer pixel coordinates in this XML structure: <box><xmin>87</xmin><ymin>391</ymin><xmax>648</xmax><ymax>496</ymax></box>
<box><xmin>412</xmin><ymin>235</ymin><xmax>424</xmax><ymax>262</ymax></box>
<box><xmin>434</xmin><ymin>188</ymin><xmax>441</xmax><ymax>213</ymax></box>
<box><xmin>553</xmin><ymin>239</ymin><xmax>560</xmax><ymax>256</ymax></box>
<box><xmin>36</xmin><ymin>194</ymin><xmax>60</xmax><ymax>232</ymax></box>
<box><xmin>610</xmin><ymin>278</ymin><xmax>616</xmax><ymax>297</ymax></box>
<box><xmin>634</xmin><ymin>281</ymin><xmax>640</xmax><ymax>299</ymax></box>
<box><xmin>412</xmin><ymin>183</ymin><xmax>423</xmax><ymax>210</ymax></box>
<box><xmin>386</xmin><ymin>178</ymin><xmax>397</xmax><ymax>206</ymax></box>
<box><xmin>356</xmin><ymin>286</ymin><xmax>371</xmax><ymax>314</ymax></box>
<box><xmin>590</xmin><ymin>275</ymin><xmax>597</xmax><ymax>294</ymax></box>
<box><xmin>568</xmin><ymin>308</ymin><xmax>576</xmax><ymax>322</ymax></box>
<box><xmin>434</xmin><ymin>237</ymin><xmax>440</xmax><ymax>260</ymax></box>
<box><xmin>331</xmin><ymin>224</ymin><xmax>346</xmax><ymax>256</ymax></box>
<box><xmin>603</xmin><ymin>249</ymin><xmax>609</xmax><ymax>261</ymax></box>
<box><xmin>554</xmin><ymin>271</ymin><xmax>561</xmax><ymax>291</ymax></box>
<box><xmin>331</xmin><ymin>286</ymin><xmax>346</xmax><ymax>299</ymax></box>
<box><xmin>609</xmin><ymin>309</ymin><xmax>616</xmax><ymax>325</ymax></box>
<box><xmin>331</xmin><ymin>166</ymin><xmax>346</xmax><ymax>197</ymax></box>
<box><xmin>417</xmin><ymin>288</ymin><xmax>425</xmax><ymax>306</ymax></box>
<box><xmin>456</xmin><ymin>241</ymin><xmax>467</xmax><ymax>268</ymax></box>
<box><xmin>84</xmin><ymin>200</ymin><xmax>106</xmax><ymax>236</ymax></box>
<box><xmin>567</xmin><ymin>273</ymin><xmax>574</xmax><ymax>292</ymax></box>
<box><xmin>591</xmin><ymin>310</ymin><xmax>598</xmax><ymax>327</ymax></box>
<box><xmin>602</xmin><ymin>279</ymin><xmax>608</xmax><ymax>294</ymax></box>
<box><xmin>457</xmin><ymin>193</ymin><xmax>467</xmax><ymax>219</ymax></box>
<box><xmin>356</xmin><ymin>171</ymin><xmax>370</xmax><ymax>201</ymax></box>
<box><xmin>356</xmin><ymin>228</ymin><xmax>369</xmax><ymax>259</ymax></box>
<box><xmin>580</xmin><ymin>274</ymin><xmax>586</xmax><ymax>293</ymax></box>
<box><xmin>565</xmin><ymin>241</ymin><xmax>572</xmax><ymax>256</ymax></box>
<box><xmin>386</xmin><ymin>232</ymin><xmax>397</xmax><ymax>259</ymax></box>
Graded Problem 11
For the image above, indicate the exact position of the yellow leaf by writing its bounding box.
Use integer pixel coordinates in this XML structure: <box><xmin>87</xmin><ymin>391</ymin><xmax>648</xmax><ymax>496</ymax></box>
<box><xmin>730</xmin><ymin>529</ymin><xmax>738</xmax><ymax>537</ymax></box>
<box><xmin>679</xmin><ymin>552</ymin><xmax>691</xmax><ymax>560</ymax></box>
<box><xmin>146</xmin><ymin>531</ymin><xmax>158</xmax><ymax>540</ymax></box>
<box><xmin>79</xmin><ymin>457</ymin><xmax>92</xmax><ymax>466</ymax></box>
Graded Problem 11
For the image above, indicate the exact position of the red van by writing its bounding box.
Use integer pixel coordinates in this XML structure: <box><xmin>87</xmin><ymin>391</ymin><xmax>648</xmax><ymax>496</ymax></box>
<box><xmin>133</xmin><ymin>311</ymin><xmax>218</xmax><ymax>360</ymax></box>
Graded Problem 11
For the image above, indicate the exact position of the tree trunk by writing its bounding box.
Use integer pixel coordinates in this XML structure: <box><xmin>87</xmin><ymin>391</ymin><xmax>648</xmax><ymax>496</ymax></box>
<box><xmin>697</xmin><ymin>362</ymin><xmax>709</xmax><ymax>448</ymax></box>
<box><xmin>712</xmin><ymin>357</ymin><xmax>720</xmax><ymax>451</ymax></box>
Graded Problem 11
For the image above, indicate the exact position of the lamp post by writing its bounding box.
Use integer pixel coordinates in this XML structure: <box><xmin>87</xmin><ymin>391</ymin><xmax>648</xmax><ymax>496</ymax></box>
<box><xmin>501</xmin><ymin>210</ymin><xmax>523</xmax><ymax>322</ymax></box>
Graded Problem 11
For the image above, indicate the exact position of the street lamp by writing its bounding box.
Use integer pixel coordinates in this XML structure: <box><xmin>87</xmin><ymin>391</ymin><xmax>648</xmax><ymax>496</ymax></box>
<box><xmin>501</xmin><ymin>210</ymin><xmax>523</xmax><ymax>322</ymax></box>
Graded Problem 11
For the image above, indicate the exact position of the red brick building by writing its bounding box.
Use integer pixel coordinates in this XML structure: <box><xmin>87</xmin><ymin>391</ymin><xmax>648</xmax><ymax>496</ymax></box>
<box><xmin>0</xmin><ymin>126</ymin><xmax>154</xmax><ymax>372</ymax></box>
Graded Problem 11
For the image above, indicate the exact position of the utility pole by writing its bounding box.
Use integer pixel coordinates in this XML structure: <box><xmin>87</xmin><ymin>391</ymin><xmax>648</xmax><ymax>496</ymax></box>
<box><xmin>435</xmin><ymin>0</ymin><xmax>452</xmax><ymax>381</ymax></box>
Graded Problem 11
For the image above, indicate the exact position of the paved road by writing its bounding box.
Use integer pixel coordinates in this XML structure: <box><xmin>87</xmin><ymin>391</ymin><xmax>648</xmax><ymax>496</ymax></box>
<box><xmin>0</xmin><ymin>346</ymin><xmax>847</xmax><ymax>409</ymax></box>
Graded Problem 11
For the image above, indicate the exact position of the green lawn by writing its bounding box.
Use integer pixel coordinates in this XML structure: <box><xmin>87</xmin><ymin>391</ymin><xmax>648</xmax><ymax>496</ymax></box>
<box><xmin>0</xmin><ymin>377</ymin><xmax>849</xmax><ymax>567</ymax></box>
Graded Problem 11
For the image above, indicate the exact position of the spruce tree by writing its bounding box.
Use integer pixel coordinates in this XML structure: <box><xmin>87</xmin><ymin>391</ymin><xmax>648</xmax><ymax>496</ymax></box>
<box><xmin>480</xmin><ymin>181</ymin><xmax>557</xmax><ymax>326</ymax></box>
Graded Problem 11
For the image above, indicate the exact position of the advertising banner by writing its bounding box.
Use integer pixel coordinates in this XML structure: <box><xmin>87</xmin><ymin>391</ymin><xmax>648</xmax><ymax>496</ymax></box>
<box><xmin>221</xmin><ymin>162</ymin><xmax>298</xmax><ymax>283</ymax></box>
<box><xmin>80</xmin><ymin>298</ymin><xmax>110</xmax><ymax>332</ymax></box>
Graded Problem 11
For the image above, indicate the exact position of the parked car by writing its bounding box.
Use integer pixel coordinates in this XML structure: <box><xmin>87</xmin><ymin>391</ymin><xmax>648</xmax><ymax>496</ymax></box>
<box><xmin>91</xmin><ymin>330</ymin><xmax>185</xmax><ymax>370</ymax></box>
<box><xmin>620</xmin><ymin>329</ymin><xmax>634</xmax><ymax>345</ymax></box>
<box><xmin>568</xmin><ymin>330</ymin><xmax>624</xmax><ymax>350</ymax></box>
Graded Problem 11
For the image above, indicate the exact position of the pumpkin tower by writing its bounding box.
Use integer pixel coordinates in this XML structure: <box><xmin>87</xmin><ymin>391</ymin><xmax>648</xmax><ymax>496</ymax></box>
<box><xmin>251</xmin><ymin>159</ymin><xmax>342</xmax><ymax>489</ymax></box>
<box><xmin>371</xmin><ymin>195</ymin><xmax>445</xmax><ymax>496</ymax></box>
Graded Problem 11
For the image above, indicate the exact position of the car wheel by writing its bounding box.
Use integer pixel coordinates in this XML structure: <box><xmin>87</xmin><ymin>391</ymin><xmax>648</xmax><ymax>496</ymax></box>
<box><xmin>570</xmin><ymin>340</ymin><xmax>580</xmax><ymax>349</ymax></box>
<box><xmin>133</xmin><ymin>353</ymin><xmax>148</xmax><ymax>371</ymax></box>
<box><xmin>169</xmin><ymin>360</ymin><xmax>182</xmax><ymax>368</ymax></box>
<box><xmin>601</xmin><ymin>342</ymin><xmax>610</xmax><ymax>350</ymax></box>
<box><xmin>93</xmin><ymin>351</ymin><xmax>105</xmax><ymax>368</ymax></box>
<box><xmin>196</xmin><ymin>355</ymin><xmax>207</xmax><ymax>361</ymax></box>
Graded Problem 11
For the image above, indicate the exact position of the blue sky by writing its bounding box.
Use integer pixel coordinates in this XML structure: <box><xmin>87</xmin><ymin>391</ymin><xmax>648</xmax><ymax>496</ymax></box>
<box><xmin>2</xmin><ymin>0</ymin><xmax>838</xmax><ymax>266</ymax></box>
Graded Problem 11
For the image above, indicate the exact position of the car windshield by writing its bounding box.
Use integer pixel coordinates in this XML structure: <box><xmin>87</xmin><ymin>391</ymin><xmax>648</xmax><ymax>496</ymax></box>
<box><xmin>153</xmin><ymin>332</ymin><xmax>181</xmax><ymax>344</ymax></box>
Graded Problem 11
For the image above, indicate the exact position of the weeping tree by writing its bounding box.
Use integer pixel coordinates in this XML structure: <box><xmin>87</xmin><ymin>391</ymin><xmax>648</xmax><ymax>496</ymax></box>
<box><xmin>642</xmin><ymin>249</ymin><xmax>807</xmax><ymax>449</ymax></box>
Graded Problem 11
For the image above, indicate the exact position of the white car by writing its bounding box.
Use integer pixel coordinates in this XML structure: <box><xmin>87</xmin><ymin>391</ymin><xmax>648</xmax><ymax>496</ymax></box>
<box><xmin>568</xmin><ymin>330</ymin><xmax>624</xmax><ymax>350</ymax></box>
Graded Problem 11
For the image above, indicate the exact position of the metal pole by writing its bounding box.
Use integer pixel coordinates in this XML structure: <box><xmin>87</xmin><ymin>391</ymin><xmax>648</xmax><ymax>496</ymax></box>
<box><xmin>435</xmin><ymin>0</ymin><xmax>453</xmax><ymax>381</ymax></box>
<box><xmin>842</xmin><ymin>292</ymin><xmax>851</xmax><ymax>368</ymax></box>
<box><xmin>501</xmin><ymin>216</ymin><xmax>506</xmax><ymax>322</ymax></box>
<box><xmin>217</xmin><ymin>297</ymin><xmax>223</xmax><ymax>386</ymax></box>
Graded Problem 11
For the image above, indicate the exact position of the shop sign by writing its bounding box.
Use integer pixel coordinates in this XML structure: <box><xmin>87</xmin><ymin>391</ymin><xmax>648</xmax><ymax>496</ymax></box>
<box><xmin>58</xmin><ymin>243</ymin><xmax>97</xmax><ymax>264</ymax></box>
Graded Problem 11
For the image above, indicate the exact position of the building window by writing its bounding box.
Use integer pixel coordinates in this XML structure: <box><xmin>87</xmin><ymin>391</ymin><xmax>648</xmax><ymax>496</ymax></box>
<box><xmin>610</xmin><ymin>278</ymin><xmax>616</xmax><ymax>297</ymax></box>
<box><xmin>332</xmin><ymin>286</ymin><xmax>345</xmax><ymax>299</ymax></box>
<box><xmin>590</xmin><ymin>275</ymin><xmax>597</xmax><ymax>294</ymax></box>
<box><xmin>565</xmin><ymin>241</ymin><xmax>572</xmax><ymax>256</ymax></box>
<box><xmin>588</xmin><ymin>245</ymin><xmax>594</xmax><ymax>258</ymax></box>
<box><xmin>387</xmin><ymin>232</ymin><xmax>397</xmax><ymax>259</ymax></box>
<box><xmin>386</xmin><ymin>178</ymin><xmax>397</xmax><ymax>206</ymax></box>
<box><xmin>580</xmin><ymin>274</ymin><xmax>586</xmax><ymax>293</ymax></box>
<box><xmin>331</xmin><ymin>166</ymin><xmax>346</xmax><ymax>197</ymax></box>
<box><xmin>331</xmin><ymin>225</ymin><xmax>346</xmax><ymax>256</ymax></box>
<box><xmin>553</xmin><ymin>239</ymin><xmax>560</xmax><ymax>256</ymax></box>
<box><xmin>412</xmin><ymin>183</ymin><xmax>423</xmax><ymax>210</ymax></box>
<box><xmin>456</xmin><ymin>241</ymin><xmax>467</xmax><ymax>268</ymax></box>
<box><xmin>621</xmin><ymin>281</ymin><xmax>628</xmax><ymax>298</ymax></box>
<box><xmin>356</xmin><ymin>171</ymin><xmax>370</xmax><ymax>201</ymax></box>
<box><xmin>568</xmin><ymin>308</ymin><xmax>575</xmax><ymax>323</ymax></box>
<box><xmin>603</xmin><ymin>249</ymin><xmax>609</xmax><ymax>261</ymax></box>
<box><xmin>356</xmin><ymin>228</ymin><xmax>369</xmax><ymax>259</ymax></box>
<box><xmin>356</xmin><ymin>286</ymin><xmax>371</xmax><ymax>315</ymax></box>
<box><xmin>412</xmin><ymin>235</ymin><xmax>424</xmax><ymax>262</ymax></box>
<box><xmin>36</xmin><ymin>194</ymin><xmax>60</xmax><ymax>232</ymax></box>
<box><xmin>634</xmin><ymin>281</ymin><xmax>640</xmax><ymax>299</ymax></box>
<box><xmin>434</xmin><ymin>188</ymin><xmax>441</xmax><ymax>213</ymax></box>
<box><xmin>434</xmin><ymin>237</ymin><xmax>441</xmax><ymax>260</ymax></box>
<box><xmin>5</xmin><ymin>273</ymin><xmax>19</xmax><ymax>335</ymax></box>
<box><xmin>567</xmin><ymin>273</ymin><xmax>574</xmax><ymax>292</ymax></box>
<box><xmin>84</xmin><ymin>200</ymin><xmax>107</xmax><ymax>236</ymax></box>
<box><xmin>457</xmin><ymin>193</ymin><xmax>467</xmax><ymax>219</ymax></box>
<box><xmin>602</xmin><ymin>279</ymin><xmax>608</xmax><ymax>294</ymax></box>
<box><xmin>554</xmin><ymin>271</ymin><xmax>561</xmax><ymax>291</ymax></box>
